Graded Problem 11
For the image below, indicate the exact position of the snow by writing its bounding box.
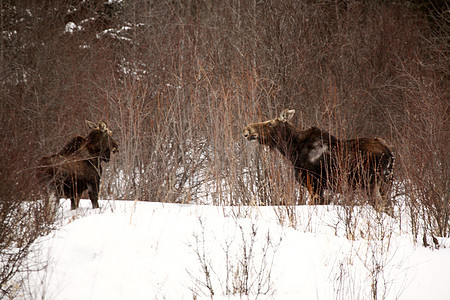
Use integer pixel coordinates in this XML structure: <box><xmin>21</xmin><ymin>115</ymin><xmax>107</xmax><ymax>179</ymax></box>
<box><xmin>96</xmin><ymin>28</ymin><xmax>132</xmax><ymax>41</ymax></box>
<box><xmin>65</xmin><ymin>22</ymin><xmax>82</xmax><ymax>34</ymax></box>
<box><xmin>20</xmin><ymin>200</ymin><xmax>450</xmax><ymax>299</ymax></box>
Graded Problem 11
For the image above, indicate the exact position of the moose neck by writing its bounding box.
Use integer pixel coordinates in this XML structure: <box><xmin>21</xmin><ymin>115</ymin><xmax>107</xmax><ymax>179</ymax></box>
<box><xmin>87</xmin><ymin>156</ymin><xmax>103</xmax><ymax>175</ymax></box>
<box><xmin>82</xmin><ymin>141</ymin><xmax>105</xmax><ymax>174</ymax></box>
<box><xmin>272</xmin><ymin>122</ymin><xmax>304</xmax><ymax>163</ymax></box>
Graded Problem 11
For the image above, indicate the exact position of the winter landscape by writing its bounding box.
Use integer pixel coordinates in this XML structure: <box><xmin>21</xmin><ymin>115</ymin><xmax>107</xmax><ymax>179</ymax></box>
<box><xmin>1</xmin><ymin>1</ymin><xmax>448</xmax><ymax>299</ymax></box>
<box><xmin>17</xmin><ymin>199</ymin><xmax>450</xmax><ymax>299</ymax></box>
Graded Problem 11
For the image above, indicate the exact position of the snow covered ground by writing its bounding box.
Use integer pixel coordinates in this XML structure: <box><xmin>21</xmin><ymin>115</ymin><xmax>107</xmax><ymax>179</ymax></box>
<box><xmin>21</xmin><ymin>199</ymin><xmax>450</xmax><ymax>299</ymax></box>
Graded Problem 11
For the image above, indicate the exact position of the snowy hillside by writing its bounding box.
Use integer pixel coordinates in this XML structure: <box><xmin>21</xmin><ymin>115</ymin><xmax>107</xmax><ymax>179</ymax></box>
<box><xmin>20</xmin><ymin>199</ymin><xmax>450</xmax><ymax>300</ymax></box>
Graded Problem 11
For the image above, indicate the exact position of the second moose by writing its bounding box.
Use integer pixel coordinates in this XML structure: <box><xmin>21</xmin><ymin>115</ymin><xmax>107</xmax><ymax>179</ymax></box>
<box><xmin>243</xmin><ymin>109</ymin><xmax>394</xmax><ymax>214</ymax></box>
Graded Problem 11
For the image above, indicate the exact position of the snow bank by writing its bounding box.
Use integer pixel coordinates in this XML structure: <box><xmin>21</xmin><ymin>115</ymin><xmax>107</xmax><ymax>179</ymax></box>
<box><xmin>20</xmin><ymin>200</ymin><xmax>450</xmax><ymax>299</ymax></box>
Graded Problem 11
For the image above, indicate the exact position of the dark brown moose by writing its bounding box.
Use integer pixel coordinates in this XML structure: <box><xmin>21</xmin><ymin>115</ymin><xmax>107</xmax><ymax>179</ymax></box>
<box><xmin>243</xmin><ymin>109</ymin><xmax>394</xmax><ymax>214</ymax></box>
<box><xmin>40</xmin><ymin>121</ymin><xmax>118</xmax><ymax>210</ymax></box>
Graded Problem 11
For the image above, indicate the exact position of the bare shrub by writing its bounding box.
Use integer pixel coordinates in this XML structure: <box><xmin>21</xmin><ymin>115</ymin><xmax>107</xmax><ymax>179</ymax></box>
<box><xmin>188</xmin><ymin>217</ymin><xmax>281</xmax><ymax>298</ymax></box>
<box><xmin>0</xmin><ymin>120</ymin><xmax>57</xmax><ymax>299</ymax></box>
<box><xmin>386</xmin><ymin>5</ymin><xmax>449</xmax><ymax>242</ymax></box>
<box><xmin>393</xmin><ymin>75</ymin><xmax>448</xmax><ymax>242</ymax></box>
<box><xmin>358</xmin><ymin>214</ymin><xmax>396</xmax><ymax>300</ymax></box>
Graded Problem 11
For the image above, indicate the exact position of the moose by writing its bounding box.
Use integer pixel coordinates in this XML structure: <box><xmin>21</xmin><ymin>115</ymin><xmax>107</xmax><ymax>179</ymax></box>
<box><xmin>243</xmin><ymin>109</ymin><xmax>394</xmax><ymax>214</ymax></box>
<box><xmin>39</xmin><ymin>121</ymin><xmax>118</xmax><ymax>210</ymax></box>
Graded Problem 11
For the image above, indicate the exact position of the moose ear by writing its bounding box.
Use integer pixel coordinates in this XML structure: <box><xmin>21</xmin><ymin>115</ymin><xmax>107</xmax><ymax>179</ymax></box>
<box><xmin>278</xmin><ymin>109</ymin><xmax>295</xmax><ymax>122</ymax></box>
<box><xmin>98</xmin><ymin>121</ymin><xmax>108</xmax><ymax>132</ymax></box>
<box><xmin>86</xmin><ymin>120</ymin><xmax>98</xmax><ymax>130</ymax></box>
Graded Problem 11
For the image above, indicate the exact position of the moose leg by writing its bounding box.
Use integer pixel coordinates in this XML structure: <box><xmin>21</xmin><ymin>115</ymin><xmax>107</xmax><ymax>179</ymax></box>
<box><xmin>53</xmin><ymin>182</ymin><xmax>64</xmax><ymax>206</ymax></box>
<box><xmin>88</xmin><ymin>184</ymin><xmax>100</xmax><ymax>209</ymax></box>
<box><xmin>70</xmin><ymin>191</ymin><xmax>81</xmax><ymax>210</ymax></box>
<box><xmin>305</xmin><ymin>173</ymin><xmax>326</xmax><ymax>205</ymax></box>
<box><xmin>370</xmin><ymin>177</ymin><xmax>393</xmax><ymax>217</ymax></box>
<box><xmin>65</xmin><ymin>179</ymin><xmax>79</xmax><ymax>210</ymax></box>
<box><xmin>70</xmin><ymin>197</ymin><xmax>77</xmax><ymax>210</ymax></box>
<box><xmin>379</xmin><ymin>178</ymin><xmax>394</xmax><ymax>216</ymax></box>
<box><xmin>64</xmin><ymin>186</ymin><xmax>77</xmax><ymax>210</ymax></box>
<box><xmin>313</xmin><ymin>186</ymin><xmax>326</xmax><ymax>205</ymax></box>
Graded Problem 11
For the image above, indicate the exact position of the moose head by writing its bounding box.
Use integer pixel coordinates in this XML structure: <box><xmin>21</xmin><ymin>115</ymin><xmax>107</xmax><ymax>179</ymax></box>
<box><xmin>85</xmin><ymin>120</ymin><xmax>118</xmax><ymax>162</ymax></box>
<box><xmin>242</xmin><ymin>109</ymin><xmax>296</xmax><ymax>148</ymax></box>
